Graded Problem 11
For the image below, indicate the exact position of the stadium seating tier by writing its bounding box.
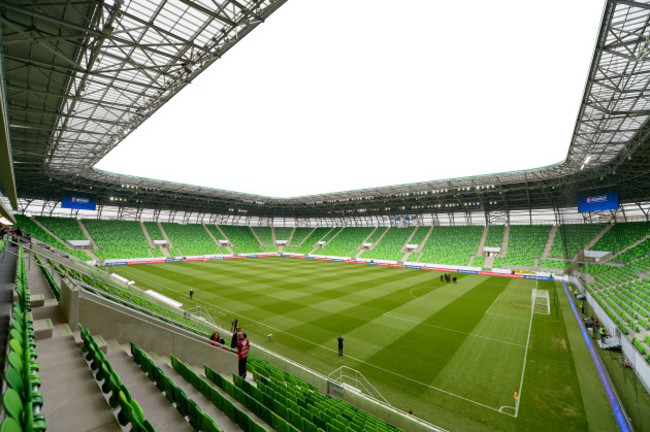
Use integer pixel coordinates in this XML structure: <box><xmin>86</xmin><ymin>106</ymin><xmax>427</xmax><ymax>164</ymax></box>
<box><xmin>162</xmin><ymin>222</ymin><xmax>221</xmax><ymax>256</ymax></box>
<box><xmin>83</xmin><ymin>219</ymin><xmax>151</xmax><ymax>259</ymax></box>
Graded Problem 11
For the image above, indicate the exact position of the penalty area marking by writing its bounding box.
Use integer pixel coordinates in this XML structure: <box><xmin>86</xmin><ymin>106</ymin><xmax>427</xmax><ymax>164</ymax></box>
<box><xmin>121</xmin><ymin>268</ymin><xmax>519</xmax><ymax>417</ymax></box>
<box><xmin>485</xmin><ymin>312</ymin><xmax>529</xmax><ymax>322</ymax></box>
<box><xmin>485</xmin><ymin>292</ymin><xmax>504</xmax><ymax>315</ymax></box>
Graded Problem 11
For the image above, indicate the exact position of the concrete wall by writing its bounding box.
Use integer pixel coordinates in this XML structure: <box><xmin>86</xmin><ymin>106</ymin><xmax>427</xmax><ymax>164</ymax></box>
<box><xmin>60</xmin><ymin>278</ymin><xmax>439</xmax><ymax>431</ymax></box>
<box><xmin>60</xmin><ymin>278</ymin><xmax>238</xmax><ymax>376</ymax></box>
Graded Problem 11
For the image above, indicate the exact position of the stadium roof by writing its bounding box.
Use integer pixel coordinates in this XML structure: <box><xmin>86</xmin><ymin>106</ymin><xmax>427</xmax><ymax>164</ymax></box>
<box><xmin>2</xmin><ymin>0</ymin><xmax>650</xmax><ymax>219</ymax></box>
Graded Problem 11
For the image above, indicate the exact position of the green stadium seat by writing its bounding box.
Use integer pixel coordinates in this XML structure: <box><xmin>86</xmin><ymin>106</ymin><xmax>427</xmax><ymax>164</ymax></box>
<box><xmin>0</xmin><ymin>418</ymin><xmax>22</xmax><ymax>432</ymax></box>
<box><xmin>162</xmin><ymin>223</ymin><xmax>221</xmax><ymax>256</ymax></box>
<box><xmin>420</xmin><ymin>226</ymin><xmax>483</xmax><ymax>266</ymax></box>
<box><xmin>320</xmin><ymin>227</ymin><xmax>374</xmax><ymax>257</ymax></box>
<box><xmin>361</xmin><ymin>227</ymin><xmax>414</xmax><ymax>261</ymax></box>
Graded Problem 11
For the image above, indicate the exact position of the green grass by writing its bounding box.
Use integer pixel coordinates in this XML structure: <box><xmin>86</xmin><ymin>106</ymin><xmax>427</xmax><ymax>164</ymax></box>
<box><xmin>114</xmin><ymin>257</ymin><xmax>614</xmax><ymax>431</ymax></box>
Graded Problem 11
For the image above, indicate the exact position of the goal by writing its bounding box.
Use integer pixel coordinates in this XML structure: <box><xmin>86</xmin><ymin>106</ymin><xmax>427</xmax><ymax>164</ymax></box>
<box><xmin>532</xmin><ymin>287</ymin><xmax>550</xmax><ymax>315</ymax></box>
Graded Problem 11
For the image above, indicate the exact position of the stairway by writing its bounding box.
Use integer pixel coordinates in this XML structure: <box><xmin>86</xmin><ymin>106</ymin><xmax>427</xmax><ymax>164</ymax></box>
<box><xmin>583</xmin><ymin>224</ymin><xmax>613</xmax><ymax>251</ymax></box>
<box><xmin>286</xmin><ymin>227</ymin><xmax>296</xmax><ymax>245</ymax></box>
<box><xmin>76</xmin><ymin>219</ymin><xmax>98</xmax><ymax>249</ymax></box>
<box><xmin>484</xmin><ymin>255</ymin><xmax>495</xmax><ymax>268</ymax></box>
<box><xmin>401</xmin><ymin>227</ymin><xmax>419</xmax><ymax>252</ymax></box>
<box><xmin>416</xmin><ymin>226</ymin><xmax>434</xmax><ymax>253</ymax></box>
<box><xmin>158</xmin><ymin>222</ymin><xmax>175</xmax><ymax>249</ymax></box>
<box><xmin>105</xmin><ymin>347</ymin><xmax>194</xmax><ymax>432</ymax></box>
<box><xmin>141</xmin><ymin>221</ymin><xmax>156</xmax><ymax>248</ymax></box>
<box><xmin>574</xmin><ymin>224</ymin><xmax>614</xmax><ymax>261</ymax></box>
<box><xmin>38</xmin><ymin>332</ymin><xmax>122</xmax><ymax>431</ymax></box>
<box><xmin>310</xmin><ymin>227</ymin><xmax>342</xmax><ymax>255</ymax></box>
<box><xmin>500</xmin><ymin>226</ymin><xmax>510</xmax><ymax>257</ymax></box>
<box><xmin>0</xmin><ymin>247</ymin><xmax>17</xmax><ymax>365</ymax></box>
<box><xmin>203</xmin><ymin>223</ymin><xmax>223</xmax><ymax>250</ymax></box>
<box><xmin>214</xmin><ymin>225</ymin><xmax>236</xmax><ymax>254</ymax></box>
<box><xmin>476</xmin><ymin>226</ymin><xmax>489</xmax><ymax>255</ymax></box>
<box><xmin>32</xmin><ymin>218</ymin><xmax>98</xmax><ymax>260</ymax></box>
<box><xmin>296</xmin><ymin>227</ymin><xmax>316</xmax><ymax>247</ymax></box>
<box><xmin>541</xmin><ymin>225</ymin><xmax>559</xmax><ymax>260</ymax></box>
<box><xmin>607</xmin><ymin>235</ymin><xmax>650</xmax><ymax>262</ymax></box>
<box><xmin>249</xmin><ymin>227</ymin><xmax>265</xmax><ymax>248</ymax></box>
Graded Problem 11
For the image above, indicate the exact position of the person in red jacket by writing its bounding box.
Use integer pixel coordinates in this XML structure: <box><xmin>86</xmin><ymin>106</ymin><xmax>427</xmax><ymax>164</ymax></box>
<box><xmin>237</xmin><ymin>331</ymin><xmax>250</xmax><ymax>379</ymax></box>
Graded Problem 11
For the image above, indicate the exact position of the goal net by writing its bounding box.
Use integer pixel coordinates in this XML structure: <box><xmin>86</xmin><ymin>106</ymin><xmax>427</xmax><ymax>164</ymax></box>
<box><xmin>532</xmin><ymin>287</ymin><xmax>550</xmax><ymax>315</ymax></box>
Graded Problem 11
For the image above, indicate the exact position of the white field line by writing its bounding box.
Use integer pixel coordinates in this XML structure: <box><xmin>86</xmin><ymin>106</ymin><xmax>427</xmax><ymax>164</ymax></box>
<box><xmin>122</xmin><ymin>267</ymin><xmax>518</xmax><ymax>417</ymax></box>
<box><xmin>485</xmin><ymin>312</ymin><xmax>529</xmax><ymax>322</ymax></box>
<box><xmin>513</xmin><ymin>290</ymin><xmax>536</xmax><ymax>418</ymax></box>
<box><xmin>383</xmin><ymin>313</ymin><xmax>525</xmax><ymax>348</ymax></box>
<box><xmin>485</xmin><ymin>292</ymin><xmax>504</xmax><ymax>315</ymax></box>
<box><xmin>498</xmin><ymin>293</ymin><xmax>534</xmax><ymax>300</ymax></box>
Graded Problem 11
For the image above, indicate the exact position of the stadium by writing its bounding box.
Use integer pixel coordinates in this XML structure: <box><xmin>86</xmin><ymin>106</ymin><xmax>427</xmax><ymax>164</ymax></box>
<box><xmin>1</xmin><ymin>0</ymin><xmax>650</xmax><ymax>431</ymax></box>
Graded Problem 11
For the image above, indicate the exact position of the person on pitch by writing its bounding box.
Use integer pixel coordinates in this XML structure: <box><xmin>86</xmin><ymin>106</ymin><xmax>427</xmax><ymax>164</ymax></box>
<box><xmin>337</xmin><ymin>334</ymin><xmax>344</xmax><ymax>356</ymax></box>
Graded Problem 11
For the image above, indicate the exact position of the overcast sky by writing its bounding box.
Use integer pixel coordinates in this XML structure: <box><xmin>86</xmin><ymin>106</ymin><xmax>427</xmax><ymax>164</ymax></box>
<box><xmin>95</xmin><ymin>0</ymin><xmax>605</xmax><ymax>198</ymax></box>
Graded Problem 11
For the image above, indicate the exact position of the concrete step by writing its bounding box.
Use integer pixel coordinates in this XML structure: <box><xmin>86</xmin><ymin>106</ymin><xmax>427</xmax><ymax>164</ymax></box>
<box><xmin>33</xmin><ymin>318</ymin><xmax>53</xmax><ymax>340</ymax></box>
<box><xmin>26</xmin><ymin>258</ymin><xmax>56</xmax><ymax>300</ymax></box>
<box><xmin>541</xmin><ymin>225</ymin><xmax>558</xmax><ymax>260</ymax></box>
<box><xmin>106</xmin><ymin>349</ymin><xmax>194</xmax><ymax>432</ymax></box>
<box><xmin>37</xmin><ymin>333</ymin><xmax>121</xmax><ymax>431</ymax></box>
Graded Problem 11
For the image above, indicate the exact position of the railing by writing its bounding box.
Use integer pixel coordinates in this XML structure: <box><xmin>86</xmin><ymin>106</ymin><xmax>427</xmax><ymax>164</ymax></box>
<box><xmin>563</xmin><ymin>279</ymin><xmax>635</xmax><ymax>432</ymax></box>
<box><xmin>327</xmin><ymin>366</ymin><xmax>390</xmax><ymax>406</ymax></box>
<box><xmin>1</xmin><ymin>236</ymin><xmax>225</xmax><ymax>346</ymax></box>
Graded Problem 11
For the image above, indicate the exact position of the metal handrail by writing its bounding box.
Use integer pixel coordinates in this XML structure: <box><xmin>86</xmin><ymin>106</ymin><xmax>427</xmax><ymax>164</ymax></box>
<box><xmin>328</xmin><ymin>366</ymin><xmax>390</xmax><ymax>405</ymax></box>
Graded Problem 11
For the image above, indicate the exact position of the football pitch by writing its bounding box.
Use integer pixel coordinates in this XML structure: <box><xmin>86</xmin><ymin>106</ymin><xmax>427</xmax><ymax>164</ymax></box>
<box><xmin>113</xmin><ymin>257</ymin><xmax>615</xmax><ymax>431</ymax></box>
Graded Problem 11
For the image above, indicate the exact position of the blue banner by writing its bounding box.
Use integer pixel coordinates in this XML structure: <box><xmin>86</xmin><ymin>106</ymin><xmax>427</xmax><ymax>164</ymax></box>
<box><xmin>165</xmin><ymin>259</ymin><xmax>182</xmax><ymax>263</ymax></box>
<box><xmin>524</xmin><ymin>275</ymin><xmax>554</xmax><ymax>281</ymax></box>
<box><xmin>333</xmin><ymin>258</ymin><xmax>344</xmax><ymax>262</ymax></box>
<box><xmin>458</xmin><ymin>269</ymin><xmax>477</xmax><ymax>274</ymax></box>
<box><xmin>406</xmin><ymin>265</ymin><xmax>422</xmax><ymax>270</ymax></box>
<box><xmin>210</xmin><ymin>257</ymin><xmax>224</xmax><ymax>260</ymax></box>
<box><xmin>105</xmin><ymin>262</ymin><xmax>127</xmax><ymax>266</ymax></box>
<box><xmin>62</xmin><ymin>189</ymin><xmax>97</xmax><ymax>211</ymax></box>
<box><xmin>577</xmin><ymin>185</ymin><xmax>618</xmax><ymax>213</ymax></box>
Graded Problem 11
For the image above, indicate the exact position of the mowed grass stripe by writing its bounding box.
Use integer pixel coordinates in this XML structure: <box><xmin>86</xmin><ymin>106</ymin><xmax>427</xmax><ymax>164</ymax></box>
<box><xmin>431</xmin><ymin>279</ymin><xmax>534</xmax><ymax>407</ymax></box>
<box><xmin>363</xmin><ymin>276</ymin><xmax>509</xmax><ymax>389</ymax></box>
<box><xmin>115</xmin><ymin>258</ymin><xmax>608</xmax><ymax>431</ymax></box>
<box><xmin>120</xmin><ymin>260</ymin><xmax>451</xmax><ymax>351</ymax></box>
<box><xmin>153</xmin><ymin>259</ymin><xmax>393</xmax><ymax>305</ymax></box>
<box><xmin>145</xmin><ymin>259</ymin><xmax>432</xmax><ymax>320</ymax></box>
<box><xmin>284</xmin><ymin>273</ymin><xmax>448</xmax><ymax>347</ymax></box>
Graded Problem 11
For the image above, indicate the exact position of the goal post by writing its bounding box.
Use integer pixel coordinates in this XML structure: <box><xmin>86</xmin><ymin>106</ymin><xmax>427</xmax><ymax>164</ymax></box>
<box><xmin>532</xmin><ymin>286</ymin><xmax>550</xmax><ymax>316</ymax></box>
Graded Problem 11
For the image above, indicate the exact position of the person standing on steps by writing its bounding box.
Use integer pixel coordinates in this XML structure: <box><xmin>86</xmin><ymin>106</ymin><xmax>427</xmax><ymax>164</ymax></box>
<box><xmin>231</xmin><ymin>327</ymin><xmax>246</xmax><ymax>349</ymax></box>
<box><xmin>337</xmin><ymin>334</ymin><xmax>344</xmax><ymax>356</ymax></box>
<box><xmin>237</xmin><ymin>331</ymin><xmax>250</xmax><ymax>379</ymax></box>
